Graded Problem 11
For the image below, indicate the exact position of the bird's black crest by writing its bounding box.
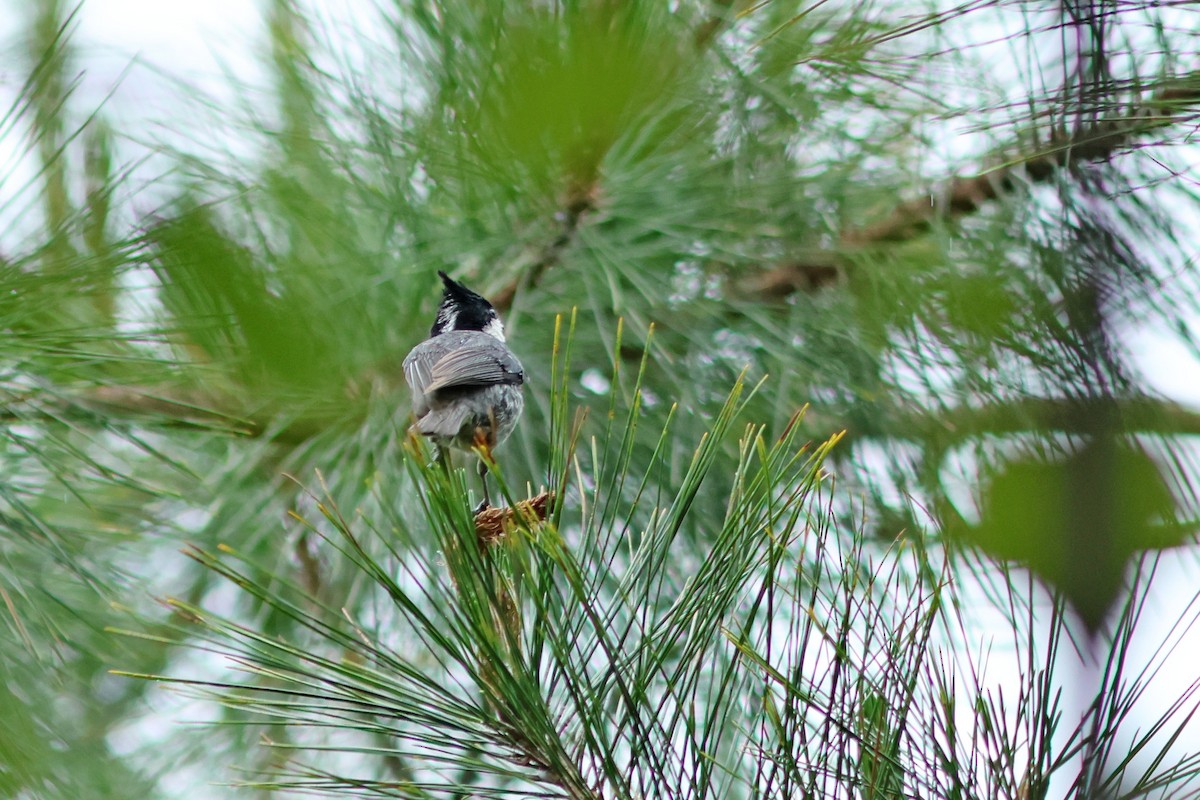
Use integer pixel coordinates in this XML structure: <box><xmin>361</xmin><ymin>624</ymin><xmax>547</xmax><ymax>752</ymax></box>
<box><xmin>431</xmin><ymin>270</ymin><xmax>500</xmax><ymax>337</ymax></box>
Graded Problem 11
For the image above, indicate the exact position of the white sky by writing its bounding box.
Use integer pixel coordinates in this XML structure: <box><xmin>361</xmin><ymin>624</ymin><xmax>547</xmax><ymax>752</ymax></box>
<box><xmin>0</xmin><ymin>1</ymin><xmax>265</xmax><ymax>239</ymax></box>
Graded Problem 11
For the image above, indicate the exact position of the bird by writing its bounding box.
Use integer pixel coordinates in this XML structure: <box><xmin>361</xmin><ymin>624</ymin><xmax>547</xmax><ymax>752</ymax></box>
<box><xmin>403</xmin><ymin>270</ymin><xmax>525</xmax><ymax>510</ymax></box>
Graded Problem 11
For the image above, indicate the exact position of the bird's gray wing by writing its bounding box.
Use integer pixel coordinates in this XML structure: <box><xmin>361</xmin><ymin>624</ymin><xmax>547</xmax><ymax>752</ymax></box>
<box><xmin>423</xmin><ymin>347</ymin><xmax>524</xmax><ymax>395</ymax></box>
<box><xmin>402</xmin><ymin>346</ymin><xmax>439</xmax><ymax>416</ymax></box>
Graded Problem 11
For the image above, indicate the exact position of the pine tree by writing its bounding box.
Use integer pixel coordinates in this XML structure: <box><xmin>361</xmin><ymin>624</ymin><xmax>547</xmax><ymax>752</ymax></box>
<box><xmin>3</xmin><ymin>1</ymin><xmax>1200</xmax><ymax>798</ymax></box>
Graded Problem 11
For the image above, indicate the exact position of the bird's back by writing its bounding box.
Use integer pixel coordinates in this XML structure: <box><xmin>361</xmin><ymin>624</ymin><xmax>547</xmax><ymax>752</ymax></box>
<box><xmin>402</xmin><ymin>330</ymin><xmax>525</xmax><ymax>449</ymax></box>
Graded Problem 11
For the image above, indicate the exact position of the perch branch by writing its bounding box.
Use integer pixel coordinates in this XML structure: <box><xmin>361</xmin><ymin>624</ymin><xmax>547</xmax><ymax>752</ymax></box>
<box><xmin>474</xmin><ymin>491</ymin><xmax>554</xmax><ymax>545</ymax></box>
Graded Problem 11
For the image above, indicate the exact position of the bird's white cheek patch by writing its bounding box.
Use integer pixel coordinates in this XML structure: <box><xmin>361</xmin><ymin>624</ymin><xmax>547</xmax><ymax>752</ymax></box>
<box><xmin>483</xmin><ymin>318</ymin><xmax>506</xmax><ymax>342</ymax></box>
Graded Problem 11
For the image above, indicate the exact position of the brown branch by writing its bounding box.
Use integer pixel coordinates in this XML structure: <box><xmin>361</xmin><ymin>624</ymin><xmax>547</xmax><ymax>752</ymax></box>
<box><xmin>742</xmin><ymin>72</ymin><xmax>1200</xmax><ymax>299</ymax></box>
<box><xmin>84</xmin><ymin>385</ymin><xmax>330</xmax><ymax>441</ymax></box>
<box><xmin>86</xmin><ymin>385</ymin><xmax>256</xmax><ymax>427</ymax></box>
<box><xmin>491</xmin><ymin>0</ymin><xmax>741</xmax><ymax>313</ymax></box>
<box><xmin>491</xmin><ymin>184</ymin><xmax>596</xmax><ymax>314</ymax></box>
<box><xmin>16</xmin><ymin>78</ymin><xmax>1200</xmax><ymax>447</ymax></box>
<box><xmin>447</xmin><ymin>489</ymin><xmax>594</xmax><ymax>799</ymax></box>
<box><xmin>693</xmin><ymin>0</ymin><xmax>740</xmax><ymax>51</ymax></box>
<box><xmin>0</xmin><ymin>385</ymin><xmax>247</xmax><ymax>432</ymax></box>
<box><xmin>33</xmin><ymin>385</ymin><xmax>1200</xmax><ymax>461</ymax></box>
<box><xmin>842</xmin><ymin>396</ymin><xmax>1200</xmax><ymax>446</ymax></box>
<box><xmin>736</xmin><ymin>256</ymin><xmax>841</xmax><ymax>296</ymax></box>
<box><xmin>0</xmin><ymin>384</ymin><xmax>337</xmax><ymax>446</ymax></box>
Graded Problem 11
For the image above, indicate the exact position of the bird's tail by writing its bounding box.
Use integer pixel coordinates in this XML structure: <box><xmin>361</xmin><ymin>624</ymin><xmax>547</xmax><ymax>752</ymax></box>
<box><xmin>412</xmin><ymin>405</ymin><xmax>471</xmax><ymax>439</ymax></box>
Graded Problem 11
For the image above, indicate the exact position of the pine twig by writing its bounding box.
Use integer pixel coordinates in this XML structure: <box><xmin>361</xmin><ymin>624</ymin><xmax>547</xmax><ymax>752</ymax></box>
<box><xmin>742</xmin><ymin>72</ymin><xmax>1200</xmax><ymax>299</ymax></box>
<box><xmin>487</xmin><ymin>0</ymin><xmax>741</xmax><ymax>313</ymax></box>
<box><xmin>492</xmin><ymin>186</ymin><xmax>596</xmax><ymax>313</ymax></box>
<box><xmin>693</xmin><ymin>0</ymin><xmax>741</xmax><ymax>50</ymax></box>
<box><xmin>12</xmin><ymin>387</ymin><xmax>1200</xmax><ymax>452</ymax></box>
<box><xmin>843</xmin><ymin>396</ymin><xmax>1200</xmax><ymax>445</ymax></box>
<box><xmin>474</xmin><ymin>491</ymin><xmax>554</xmax><ymax>545</ymax></box>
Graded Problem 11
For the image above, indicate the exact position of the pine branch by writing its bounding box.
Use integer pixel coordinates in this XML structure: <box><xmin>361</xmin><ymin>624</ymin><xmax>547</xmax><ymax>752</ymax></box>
<box><xmin>693</xmin><ymin>0</ymin><xmax>740</xmax><ymax>50</ymax></box>
<box><xmin>0</xmin><ymin>384</ymin><xmax>323</xmax><ymax>443</ymax></box>
<box><xmin>845</xmin><ymin>396</ymin><xmax>1200</xmax><ymax>445</ymax></box>
<box><xmin>492</xmin><ymin>184</ymin><xmax>595</xmax><ymax>314</ymax></box>
<box><xmin>16</xmin><ymin>382</ymin><xmax>1200</xmax><ymax>473</ymax></box>
<box><xmin>742</xmin><ymin>72</ymin><xmax>1200</xmax><ymax>299</ymax></box>
<box><xmin>474</xmin><ymin>491</ymin><xmax>554</xmax><ymax>545</ymax></box>
<box><xmin>19</xmin><ymin>78</ymin><xmax>1200</xmax><ymax>449</ymax></box>
<box><xmin>491</xmin><ymin>0</ymin><xmax>738</xmax><ymax>313</ymax></box>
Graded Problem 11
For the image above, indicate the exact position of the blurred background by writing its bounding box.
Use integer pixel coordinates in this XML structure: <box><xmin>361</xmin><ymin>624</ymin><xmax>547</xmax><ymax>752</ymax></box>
<box><xmin>2</xmin><ymin>1</ymin><xmax>1200</xmax><ymax>798</ymax></box>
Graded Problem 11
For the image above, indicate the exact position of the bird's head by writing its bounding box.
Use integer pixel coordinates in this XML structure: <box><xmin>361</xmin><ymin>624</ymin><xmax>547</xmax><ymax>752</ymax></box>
<box><xmin>430</xmin><ymin>270</ymin><xmax>505</xmax><ymax>341</ymax></box>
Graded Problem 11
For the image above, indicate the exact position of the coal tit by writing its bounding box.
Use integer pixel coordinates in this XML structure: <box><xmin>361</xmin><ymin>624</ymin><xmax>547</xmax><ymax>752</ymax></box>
<box><xmin>403</xmin><ymin>271</ymin><xmax>525</xmax><ymax>508</ymax></box>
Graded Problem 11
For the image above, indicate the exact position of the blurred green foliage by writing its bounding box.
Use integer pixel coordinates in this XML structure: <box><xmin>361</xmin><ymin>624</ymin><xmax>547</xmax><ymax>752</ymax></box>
<box><xmin>964</xmin><ymin>441</ymin><xmax>1188</xmax><ymax>630</ymax></box>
